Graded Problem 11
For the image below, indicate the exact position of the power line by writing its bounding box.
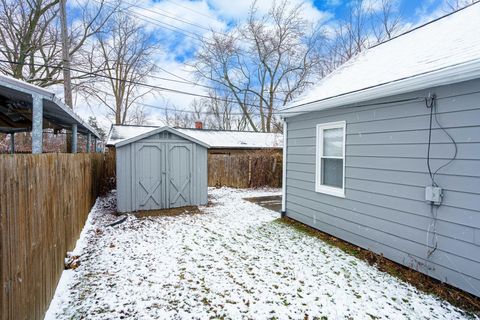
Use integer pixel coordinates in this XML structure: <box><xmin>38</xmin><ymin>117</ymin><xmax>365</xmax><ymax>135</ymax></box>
<box><xmin>119</xmin><ymin>0</ymin><xmax>224</xmax><ymax>35</ymax></box>
<box><xmin>7</xmin><ymin>53</ymin><xmax>479</xmax><ymax>117</ymax></box>
<box><xmin>0</xmin><ymin>48</ymin><xmax>286</xmax><ymax>104</ymax></box>
<box><xmin>0</xmin><ymin>58</ymin><xmax>275</xmax><ymax>110</ymax></box>
<box><xmin>95</xmin><ymin>0</ymin><xmax>207</xmax><ymax>43</ymax></box>
<box><xmin>2</xmin><ymin>54</ymin><xmax>480</xmax><ymax>120</ymax></box>
<box><xmin>163</xmin><ymin>0</ymin><xmax>221</xmax><ymax>22</ymax></box>
<box><xmin>126</xmin><ymin>99</ymin><xmax>262</xmax><ymax>116</ymax></box>
<box><xmin>73</xmin><ymin>0</ymin><xmax>288</xmax><ymax>104</ymax></box>
<box><xmin>0</xmin><ymin>47</ymin><xmax>207</xmax><ymax>89</ymax></box>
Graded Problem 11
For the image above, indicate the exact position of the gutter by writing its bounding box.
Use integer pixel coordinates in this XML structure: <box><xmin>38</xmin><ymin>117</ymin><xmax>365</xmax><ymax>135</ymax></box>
<box><xmin>281</xmin><ymin>58</ymin><xmax>480</xmax><ymax>117</ymax></box>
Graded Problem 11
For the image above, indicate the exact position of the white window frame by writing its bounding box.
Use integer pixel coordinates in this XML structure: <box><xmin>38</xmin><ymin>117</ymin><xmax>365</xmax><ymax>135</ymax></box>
<box><xmin>315</xmin><ymin>121</ymin><xmax>346</xmax><ymax>198</ymax></box>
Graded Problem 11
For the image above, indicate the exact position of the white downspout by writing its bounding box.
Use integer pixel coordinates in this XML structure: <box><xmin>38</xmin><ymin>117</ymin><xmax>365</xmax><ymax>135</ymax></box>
<box><xmin>281</xmin><ymin>118</ymin><xmax>287</xmax><ymax>217</ymax></box>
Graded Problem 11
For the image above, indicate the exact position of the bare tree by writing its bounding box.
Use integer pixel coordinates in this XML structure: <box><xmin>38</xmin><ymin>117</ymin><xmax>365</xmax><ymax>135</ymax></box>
<box><xmin>201</xmin><ymin>91</ymin><xmax>250</xmax><ymax>130</ymax></box>
<box><xmin>371</xmin><ymin>0</ymin><xmax>402</xmax><ymax>42</ymax></box>
<box><xmin>444</xmin><ymin>0</ymin><xmax>477</xmax><ymax>12</ymax></box>
<box><xmin>326</xmin><ymin>0</ymin><xmax>402</xmax><ymax>70</ymax></box>
<box><xmin>194</xmin><ymin>0</ymin><xmax>326</xmax><ymax>132</ymax></box>
<box><xmin>161</xmin><ymin>104</ymin><xmax>194</xmax><ymax>128</ymax></box>
<box><xmin>327</xmin><ymin>0</ymin><xmax>369</xmax><ymax>69</ymax></box>
<box><xmin>0</xmin><ymin>0</ymin><xmax>114</xmax><ymax>87</ymax></box>
<box><xmin>82</xmin><ymin>13</ymin><xmax>158</xmax><ymax>125</ymax></box>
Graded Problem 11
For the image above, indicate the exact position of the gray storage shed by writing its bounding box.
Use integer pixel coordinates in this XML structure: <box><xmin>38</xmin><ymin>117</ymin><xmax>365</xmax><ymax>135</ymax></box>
<box><xmin>115</xmin><ymin>127</ymin><xmax>209</xmax><ymax>213</ymax></box>
<box><xmin>281</xmin><ymin>4</ymin><xmax>480</xmax><ymax>297</ymax></box>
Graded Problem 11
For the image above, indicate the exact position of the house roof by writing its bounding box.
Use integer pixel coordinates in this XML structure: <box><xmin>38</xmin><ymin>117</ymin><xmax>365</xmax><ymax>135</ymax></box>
<box><xmin>107</xmin><ymin>125</ymin><xmax>283</xmax><ymax>149</ymax></box>
<box><xmin>0</xmin><ymin>74</ymin><xmax>101</xmax><ymax>138</ymax></box>
<box><xmin>281</xmin><ymin>3</ymin><xmax>480</xmax><ymax>117</ymax></box>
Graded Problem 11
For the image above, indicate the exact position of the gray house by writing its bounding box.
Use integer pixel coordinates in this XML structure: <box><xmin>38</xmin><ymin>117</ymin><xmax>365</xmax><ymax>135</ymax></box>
<box><xmin>115</xmin><ymin>127</ymin><xmax>209</xmax><ymax>212</ymax></box>
<box><xmin>281</xmin><ymin>4</ymin><xmax>480</xmax><ymax>297</ymax></box>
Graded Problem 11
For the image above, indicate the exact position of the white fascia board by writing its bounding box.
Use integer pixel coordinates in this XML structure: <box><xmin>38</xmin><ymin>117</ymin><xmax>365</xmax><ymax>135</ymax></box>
<box><xmin>281</xmin><ymin>59</ymin><xmax>480</xmax><ymax>118</ymax></box>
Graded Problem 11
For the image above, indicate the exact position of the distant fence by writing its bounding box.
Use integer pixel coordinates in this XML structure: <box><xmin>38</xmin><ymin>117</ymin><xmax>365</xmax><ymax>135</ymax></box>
<box><xmin>101</xmin><ymin>148</ymin><xmax>116</xmax><ymax>194</ymax></box>
<box><xmin>208</xmin><ymin>150</ymin><xmax>282</xmax><ymax>188</ymax></box>
<box><xmin>0</xmin><ymin>153</ymin><xmax>104</xmax><ymax>320</ymax></box>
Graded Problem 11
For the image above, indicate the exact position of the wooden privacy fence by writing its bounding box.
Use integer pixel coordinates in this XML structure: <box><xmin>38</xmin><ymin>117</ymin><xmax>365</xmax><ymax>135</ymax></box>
<box><xmin>208</xmin><ymin>151</ymin><xmax>282</xmax><ymax>188</ymax></box>
<box><xmin>0</xmin><ymin>153</ymin><xmax>104</xmax><ymax>320</ymax></box>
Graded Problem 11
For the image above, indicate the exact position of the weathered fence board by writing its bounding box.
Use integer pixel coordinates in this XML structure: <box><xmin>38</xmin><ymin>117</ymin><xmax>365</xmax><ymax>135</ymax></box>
<box><xmin>0</xmin><ymin>153</ymin><xmax>104</xmax><ymax>320</ymax></box>
<box><xmin>208</xmin><ymin>151</ymin><xmax>282</xmax><ymax>188</ymax></box>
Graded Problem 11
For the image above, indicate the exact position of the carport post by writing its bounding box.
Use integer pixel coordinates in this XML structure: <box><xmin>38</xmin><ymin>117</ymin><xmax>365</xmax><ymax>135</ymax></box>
<box><xmin>86</xmin><ymin>133</ymin><xmax>92</xmax><ymax>153</ymax></box>
<box><xmin>94</xmin><ymin>138</ymin><xmax>97</xmax><ymax>152</ymax></box>
<box><xmin>71</xmin><ymin>124</ymin><xmax>78</xmax><ymax>153</ymax></box>
<box><xmin>9</xmin><ymin>133</ymin><xmax>14</xmax><ymax>154</ymax></box>
<box><xmin>32</xmin><ymin>94</ymin><xmax>43</xmax><ymax>154</ymax></box>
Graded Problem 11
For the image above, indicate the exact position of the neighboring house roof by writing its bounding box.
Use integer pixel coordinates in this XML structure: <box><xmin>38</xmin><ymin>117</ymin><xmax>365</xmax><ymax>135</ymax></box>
<box><xmin>107</xmin><ymin>125</ymin><xmax>283</xmax><ymax>149</ymax></box>
<box><xmin>281</xmin><ymin>3</ymin><xmax>480</xmax><ymax>117</ymax></box>
<box><xmin>175</xmin><ymin>128</ymin><xmax>283</xmax><ymax>149</ymax></box>
<box><xmin>0</xmin><ymin>74</ymin><xmax>101</xmax><ymax>138</ymax></box>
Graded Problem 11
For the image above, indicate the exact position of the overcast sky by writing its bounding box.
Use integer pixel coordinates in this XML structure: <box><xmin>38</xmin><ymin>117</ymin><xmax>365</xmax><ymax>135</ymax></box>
<box><xmin>69</xmin><ymin>0</ymin><xmax>452</xmax><ymax>130</ymax></box>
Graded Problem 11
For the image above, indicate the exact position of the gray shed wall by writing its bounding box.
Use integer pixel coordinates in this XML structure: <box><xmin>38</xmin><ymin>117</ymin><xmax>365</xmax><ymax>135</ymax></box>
<box><xmin>116</xmin><ymin>130</ymin><xmax>208</xmax><ymax>212</ymax></box>
<box><xmin>284</xmin><ymin>78</ymin><xmax>480</xmax><ymax>297</ymax></box>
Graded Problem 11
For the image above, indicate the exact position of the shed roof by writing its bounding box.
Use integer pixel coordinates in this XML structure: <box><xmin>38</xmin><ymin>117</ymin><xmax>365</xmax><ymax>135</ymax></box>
<box><xmin>0</xmin><ymin>75</ymin><xmax>101</xmax><ymax>138</ymax></box>
<box><xmin>114</xmin><ymin>126</ymin><xmax>211</xmax><ymax>148</ymax></box>
<box><xmin>281</xmin><ymin>3</ymin><xmax>480</xmax><ymax>117</ymax></box>
<box><xmin>107</xmin><ymin>125</ymin><xmax>283</xmax><ymax>149</ymax></box>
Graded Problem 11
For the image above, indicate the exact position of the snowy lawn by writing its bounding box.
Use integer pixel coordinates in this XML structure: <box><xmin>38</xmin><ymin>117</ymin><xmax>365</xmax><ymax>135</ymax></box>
<box><xmin>46</xmin><ymin>188</ymin><xmax>474</xmax><ymax>320</ymax></box>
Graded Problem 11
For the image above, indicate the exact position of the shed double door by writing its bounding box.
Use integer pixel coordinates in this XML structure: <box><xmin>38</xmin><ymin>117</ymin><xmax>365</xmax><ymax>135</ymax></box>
<box><xmin>135</xmin><ymin>142</ymin><xmax>193</xmax><ymax>211</ymax></box>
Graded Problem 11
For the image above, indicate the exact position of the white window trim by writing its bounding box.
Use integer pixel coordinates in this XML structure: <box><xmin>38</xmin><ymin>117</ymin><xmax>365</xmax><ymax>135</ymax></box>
<box><xmin>315</xmin><ymin>121</ymin><xmax>346</xmax><ymax>198</ymax></box>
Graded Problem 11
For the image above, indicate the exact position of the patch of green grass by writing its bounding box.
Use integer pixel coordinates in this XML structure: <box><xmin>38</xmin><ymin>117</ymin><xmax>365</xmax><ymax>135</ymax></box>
<box><xmin>274</xmin><ymin>217</ymin><xmax>480</xmax><ymax>314</ymax></box>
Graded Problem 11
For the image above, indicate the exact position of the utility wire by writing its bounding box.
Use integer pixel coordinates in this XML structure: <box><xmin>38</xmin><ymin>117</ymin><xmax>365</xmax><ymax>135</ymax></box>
<box><xmin>425</xmin><ymin>95</ymin><xmax>436</xmax><ymax>186</ymax></box>
<box><xmin>424</xmin><ymin>93</ymin><xmax>459</xmax><ymax>259</ymax></box>
<box><xmin>0</xmin><ymin>58</ymin><xmax>277</xmax><ymax>110</ymax></box>
<box><xmin>0</xmin><ymin>48</ymin><xmax>219</xmax><ymax>91</ymax></box>
<box><xmin>119</xmin><ymin>0</ymin><xmax>226</xmax><ymax>35</ymax></box>
<box><xmin>3</xmin><ymin>55</ymin><xmax>480</xmax><ymax>117</ymax></box>
<box><xmin>162</xmin><ymin>0</ymin><xmax>221</xmax><ymax>22</ymax></box>
<box><xmin>124</xmin><ymin>99</ymin><xmax>262</xmax><ymax>116</ymax></box>
<box><xmin>0</xmin><ymin>50</ymin><xmax>289</xmax><ymax>105</ymax></box>
<box><xmin>95</xmin><ymin>0</ymin><xmax>207</xmax><ymax>43</ymax></box>
<box><xmin>0</xmin><ymin>49</ymin><xmax>302</xmax><ymax>103</ymax></box>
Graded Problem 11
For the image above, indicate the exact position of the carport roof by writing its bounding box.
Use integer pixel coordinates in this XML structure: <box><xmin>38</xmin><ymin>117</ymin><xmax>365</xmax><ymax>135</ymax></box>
<box><xmin>0</xmin><ymin>75</ymin><xmax>101</xmax><ymax>138</ymax></box>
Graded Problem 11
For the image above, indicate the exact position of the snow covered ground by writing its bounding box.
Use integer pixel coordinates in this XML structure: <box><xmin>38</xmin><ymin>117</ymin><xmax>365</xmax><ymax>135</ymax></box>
<box><xmin>45</xmin><ymin>188</ymin><xmax>473</xmax><ymax>320</ymax></box>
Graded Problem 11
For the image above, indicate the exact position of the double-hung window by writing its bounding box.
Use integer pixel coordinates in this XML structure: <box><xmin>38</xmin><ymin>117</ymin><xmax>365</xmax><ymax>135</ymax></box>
<box><xmin>315</xmin><ymin>121</ymin><xmax>346</xmax><ymax>197</ymax></box>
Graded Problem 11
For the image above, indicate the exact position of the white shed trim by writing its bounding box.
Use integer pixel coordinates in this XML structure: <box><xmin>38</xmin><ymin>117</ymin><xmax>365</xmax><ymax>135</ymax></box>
<box><xmin>115</xmin><ymin>126</ymin><xmax>211</xmax><ymax>149</ymax></box>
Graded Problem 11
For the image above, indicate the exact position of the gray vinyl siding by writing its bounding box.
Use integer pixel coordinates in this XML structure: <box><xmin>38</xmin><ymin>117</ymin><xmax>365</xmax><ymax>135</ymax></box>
<box><xmin>284</xmin><ymin>78</ymin><xmax>480</xmax><ymax>297</ymax></box>
<box><xmin>116</xmin><ymin>130</ymin><xmax>208</xmax><ymax>213</ymax></box>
